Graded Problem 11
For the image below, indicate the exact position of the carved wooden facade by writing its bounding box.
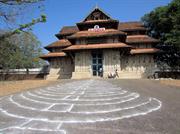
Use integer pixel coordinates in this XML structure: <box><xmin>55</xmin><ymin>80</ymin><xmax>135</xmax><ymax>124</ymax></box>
<box><xmin>41</xmin><ymin>7</ymin><xmax>160</xmax><ymax>79</ymax></box>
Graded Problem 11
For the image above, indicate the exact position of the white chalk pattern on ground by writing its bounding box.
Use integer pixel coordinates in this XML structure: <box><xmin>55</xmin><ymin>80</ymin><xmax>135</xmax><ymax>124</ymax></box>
<box><xmin>0</xmin><ymin>79</ymin><xmax>161</xmax><ymax>133</ymax></box>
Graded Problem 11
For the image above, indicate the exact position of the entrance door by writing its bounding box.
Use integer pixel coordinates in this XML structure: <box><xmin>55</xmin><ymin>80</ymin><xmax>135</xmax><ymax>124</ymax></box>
<box><xmin>92</xmin><ymin>52</ymin><xmax>103</xmax><ymax>76</ymax></box>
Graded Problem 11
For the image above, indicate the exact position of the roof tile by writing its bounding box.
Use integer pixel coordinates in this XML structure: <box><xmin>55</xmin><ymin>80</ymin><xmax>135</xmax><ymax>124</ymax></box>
<box><xmin>126</xmin><ymin>35</ymin><xmax>159</xmax><ymax>43</ymax></box>
<box><xmin>45</xmin><ymin>39</ymin><xmax>71</xmax><ymax>49</ymax></box>
<box><xmin>63</xmin><ymin>43</ymin><xmax>131</xmax><ymax>51</ymax></box>
<box><xmin>130</xmin><ymin>48</ymin><xmax>160</xmax><ymax>54</ymax></box>
<box><xmin>59</xmin><ymin>26</ymin><xmax>79</xmax><ymax>35</ymax></box>
<box><xmin>40</xmin><ymin>52</ymin><xmax>67</xmax><ymax>59</ymax></box>
<box><xmin>68</xmin><ymin>29</ymin><xmax>126</xmax><ymax>39</ymax></box>
<box><xmin>118</xmin><ymin>22</ymin><xmax>146</xmax><ymax>31</ymax></box>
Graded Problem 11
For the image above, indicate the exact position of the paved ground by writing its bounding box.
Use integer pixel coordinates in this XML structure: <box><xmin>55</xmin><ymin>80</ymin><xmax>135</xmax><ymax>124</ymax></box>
<box><xmin>0</xmin><ymin>79</ymin><xmax>179</xmax><ymax>134</ymax></box>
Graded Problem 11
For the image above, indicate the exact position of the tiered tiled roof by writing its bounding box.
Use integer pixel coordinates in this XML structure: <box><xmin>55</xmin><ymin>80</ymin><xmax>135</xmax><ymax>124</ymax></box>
<box><xmin>40</xmin><ymin>52</ymin><xmax>67</xmax><ymax>59</ymax></box>
<box><xmin>41</xmin><ymin>8</ymin><xmax>160</xmax><ymax>59</ymax></box>
<box><xmin>77</xmin><ymin>19</ymin><xmax>119</xmax><ymax>26</ymax></box>
<box><xmin>130</xmin><ymin>48</ymin><xmax>160</xmax><ymax>54</ymax></box>
<box><xmin>83</xmin><ymin>7</ymin><xmax>112</xmax><ymax>21</ymax></box>
<box><xmin>126</xmin><ymin>35</ymin><xmax>159</xmax><ymax>43</ymax></box>
<box><xmin>56</xmin><ymin>21</ymin><xmax>147</xmax><ymax>37</ymax></box>
<box><xmin>67</xmin><ymin>29</ymin><xmax>126</xmax><ymax>39</ymax></box>
<box><xmin>81</xmin><ymin>19</ymin><xmax>118</xmax><ymax>23</ymax></box>
<box><xmin>118</xmin><ymin>22</ymin><xmax>147</xmax><ymax>31</ymax></box>
<box><xmin>45</xmin><ymin>39</ymin><xmax>71</xmax><ymax>50</ymax></box>
<box><xmin>63</xmin><ymin>43</ymin><xmax>131</xmax><ymax>51</ymax></box>
<box><xmin>58</xmin><ymin>26</ymin><xmax>79</xmax><ymax>35</ymax></box>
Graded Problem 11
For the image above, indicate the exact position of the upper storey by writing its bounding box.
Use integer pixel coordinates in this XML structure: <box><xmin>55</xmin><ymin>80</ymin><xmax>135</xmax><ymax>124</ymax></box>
<box><xmin>55</xmin><ymin>7</ymin><xmax>159</xmax><ymax>45</ymax></box>
<box><xmin>83</xmin><ymin>7</ymin><xmax>111</xmax><ymax>21</ymax></box>
<box><xmin>56</xmin><ymin>7</ymin><xmax>148</xmax><ymax>40</ymax></box>
<box><xmin>41</xmin><ymin>7</ymin><xmax>160</xmax><ymax>58</ymax></box>
<box><xmin>56</xmin><ymin>22</ymin><xmax>147</xmax><ymax>39</ymax></box>
<box><xmin>76</xmin><ymin>7</ymin><xmax>119</xmax><ymax>31</ymax></box>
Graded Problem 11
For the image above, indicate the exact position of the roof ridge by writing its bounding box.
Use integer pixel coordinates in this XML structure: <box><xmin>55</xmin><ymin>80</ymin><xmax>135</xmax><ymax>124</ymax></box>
<box><xmin>82</xmin><ymin>6</ymin><xmax>112</xmax><ymax>22</ymax></box>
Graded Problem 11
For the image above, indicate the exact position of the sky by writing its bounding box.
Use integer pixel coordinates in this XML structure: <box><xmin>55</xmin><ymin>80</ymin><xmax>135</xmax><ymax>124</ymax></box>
<box><xmin>32</xmin><ymin>0</ymin><xmax>172</xmax><ymax>51</ymax></box>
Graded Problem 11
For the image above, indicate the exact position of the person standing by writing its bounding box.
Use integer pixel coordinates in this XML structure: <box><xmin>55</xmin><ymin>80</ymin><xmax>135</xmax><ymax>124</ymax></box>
<box><xmin>99</xmin><ymin>67</ymin><xmax>103</xmax><ymax>77</ymax></box>
<box><xmin>115</xmin><ymin>69</ymin><xmax>119</xmax><ymax>78</ymax></box>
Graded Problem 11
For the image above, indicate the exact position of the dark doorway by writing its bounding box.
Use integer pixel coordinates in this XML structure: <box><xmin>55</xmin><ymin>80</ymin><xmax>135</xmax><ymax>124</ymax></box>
<box><xmin>92</xmin><ymin>51</ymin><xmax>103</xmax><ymax>76</ymax></box>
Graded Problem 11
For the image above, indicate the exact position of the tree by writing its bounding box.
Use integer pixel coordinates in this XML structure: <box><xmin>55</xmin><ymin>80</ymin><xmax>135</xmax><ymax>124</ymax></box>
<box><xmin>0</xmin><ymin>0</ymin><xmax>47</xmax><ymax>70</ymax></box>
<box><xmin>0</xmin><ymin>14</ymin><xmax>46</xmax><ymax>40</ymax></box>
<box><xmin>0</xmin><ymin>32</ymin><xmax>45</xmax><ymax>69</ymax></box>
<box><xmin>142</xmin><ymin>0</ymin><xmax>180</xmax><ymax>69</ymax></box>
<box><xmin>0</xmin><ymin>0</ymin><xmax>46</xmax><ymax>39</ymax></box>
<box><xmin>12</xmin><ymin>32</ymin><xmax>45</xmax><ymax>68</ymax></box>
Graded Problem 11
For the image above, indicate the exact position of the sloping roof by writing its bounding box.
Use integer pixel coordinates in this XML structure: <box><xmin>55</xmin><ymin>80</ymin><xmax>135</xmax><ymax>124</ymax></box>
<box><xmin>77</xmin><ymin>19</ymin><xmax>119</xmax><ymax>25</ymax></box>
<box><xmin>57</xmin><ymin>22</ymin><xmax>146</xmax><ymax>36</ymax></box>
<box><xmin>83</xmin><ymin>19</ymin><xmax>117</xmax><ymax>23</ymax></box>
<box><xmin>40</xmin><ymin>52</ymin><xmax>67</xmax><ymax>59</ymax></box>
<box><xmin>130</xmin><ymin>48</ymin><xmax>160</xmax><ymax>54</ymax></box>
<box><xmin>83</xmin><ymin>7</ymin><xmax>112</xmax><ymax>22</ymax></box>
<box><xmin>45</xmin><ymin>39</ymin><xmax>71</xmax><ymax>50</ymax></box>
<box><xmin>59</xmin><ymin>26</ymin><xmax>79</xmax><ymax>35</ymax></box>
<box><xmin>63</xmin><ymin>43</ymin><xmax>131</xmax><ymax>51</ymax></box>
<box><xmin>126</xmin><ymin>35</ymin><xmax>159</xmax><ymax>43</ymax></box>
<box><xmin>67</xmin><ymin>29</ymin><xmax>126</xmax><ymax>39</ymax></box>
<box><xmin>118</xmin><ymin>22</ymin><xmax>147</xmax><ymax>31</ymax></box>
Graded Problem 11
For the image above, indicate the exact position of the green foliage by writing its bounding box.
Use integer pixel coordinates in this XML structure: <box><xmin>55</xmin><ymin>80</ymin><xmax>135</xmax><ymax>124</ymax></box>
<box><xmin>41</xmin><ymin>14</ymin><xmax>47</xmax><ymax>22</ymax></box>
<box><xmin>142</xmin><ymin>0</ymin><xmax>180</xmax><ymax>68</ymax></box>
<box><xmin>0</xmin><ymin>0</ymin><xmax>46</xmax><ymax>39</ymax></box>
<box><xmin>142</xmin><ymin>0</ymin><xmax>180</xmax><ymax>46</ymax></box>
<box><xmin>0</xmin><ymin>0</ymin><xmax>44</xmax><ymax>5</ymax></box>
<box><xmin>14</xmin><ymin>29</ymin><xmax>21</xmax><ymax>34</ymax></box>
<box><xmin>0</xmin><ymin>0</ymin><xmax>46</xmax><ymax>70</ymax></box>
<box><xmin>0</xmin><ymin>15</ymin><xmax>47</xmax><ymax>40</ymax></box>
<box><xmin>0</xmin><ymin>32</ymin><xmax>46</xmax><ymax>69</ymax></box>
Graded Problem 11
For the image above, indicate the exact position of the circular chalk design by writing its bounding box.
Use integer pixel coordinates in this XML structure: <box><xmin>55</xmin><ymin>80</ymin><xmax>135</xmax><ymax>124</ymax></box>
<box><xmin>0</xmin><ymin>80</ymin><xmax>161</xmax><ymax>133</ymax></box>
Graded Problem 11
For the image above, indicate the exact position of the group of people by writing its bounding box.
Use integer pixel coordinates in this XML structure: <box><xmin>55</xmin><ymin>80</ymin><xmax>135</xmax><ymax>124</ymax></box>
<box><xmin>107</xmin><ymin>69</ymin><xmax>119</xmax><ymax>79</ymax></box>
<box><xmin>99</xmin><ymin>68</ymin><xmax>119</xmax><ymax>78</ymax></box>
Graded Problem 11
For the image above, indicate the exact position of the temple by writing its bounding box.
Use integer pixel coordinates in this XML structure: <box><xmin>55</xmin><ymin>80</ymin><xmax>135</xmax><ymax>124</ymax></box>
<box><xmin>40</xmin><ymin>7</ymin><xmax>160</xmax><ymax>79</ymax></box>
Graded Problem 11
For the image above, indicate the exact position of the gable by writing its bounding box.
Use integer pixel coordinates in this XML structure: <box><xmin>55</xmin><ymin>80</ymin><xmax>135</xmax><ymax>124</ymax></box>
<box><xmin>83</xmin><ymin>8</ymin><xmax>112</xmax><ymax>22</ymax></box>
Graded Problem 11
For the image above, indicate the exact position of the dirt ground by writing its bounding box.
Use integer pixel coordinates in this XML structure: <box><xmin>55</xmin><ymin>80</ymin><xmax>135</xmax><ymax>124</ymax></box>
<box><xmin>159</xmin><ymin>79</ymin><xmax>180</xmax><ymax>87</ymax></box>
<box><xmin>0</xmin><ymin>79</ymin><xmax>179</xmax><ymax>97</ymax></box>
<box><xmin>0</xmin><ymin>80</ymin><xmax>58</xmax><ymax>97</ymax></box>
